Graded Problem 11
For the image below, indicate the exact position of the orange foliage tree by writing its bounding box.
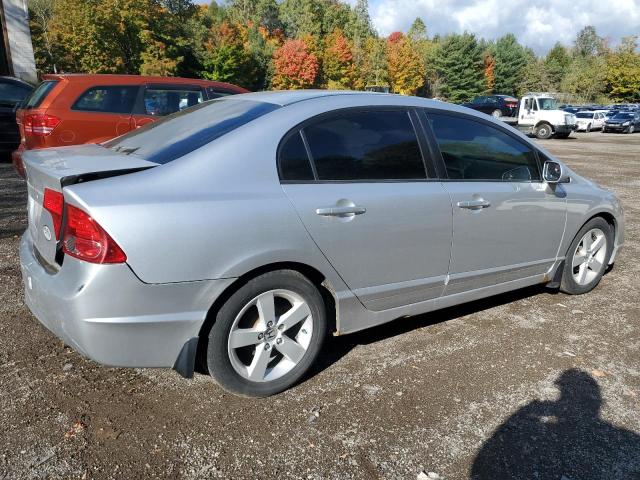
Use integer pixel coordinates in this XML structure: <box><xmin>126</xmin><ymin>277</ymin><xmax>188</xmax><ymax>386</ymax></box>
<box><xmin>272</xmin><ymin>38</ymin><xmax>319</xmax><ymax>89</ymax></box>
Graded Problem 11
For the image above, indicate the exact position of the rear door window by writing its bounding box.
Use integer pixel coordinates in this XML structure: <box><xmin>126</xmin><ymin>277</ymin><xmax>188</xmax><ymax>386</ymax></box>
<box><xmin>428</xmin><ymin>112</ymin><xmax>541</xmax><ymax>182</ymax></box>
<box><xmin>279</xmin><ymin>132</ymin><xmax>314</xmax><ymax>181</ymax></box>
<box><xmin>22</xmin><ymin>80</ymin><xmax>58</xmax><ymax>109</ymax></box>
<box><xmin>72</xmin><ymin>86</ymin><xmax>139</xmax><ymax>113</ymax></box>
<box><xmin>105</xmin><ymin>98</ymin><xmax>279</xmax><ymax>164</ymax></box>
<box><xmin>143</xmin><ymin>87</ymin><xmax>204</xmax><ymax>116</ymax></box>
<box><xmin>302</xmin><ymin>109</ymin><xmax>426</xmax><ymax>181</ymax></box>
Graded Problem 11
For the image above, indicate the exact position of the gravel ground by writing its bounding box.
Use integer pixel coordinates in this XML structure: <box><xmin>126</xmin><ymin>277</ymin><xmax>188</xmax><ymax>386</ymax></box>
<box><xmin>0</xmin><ymin>132</ymin><xmax>639</xmax><ymax>480</ymax></box>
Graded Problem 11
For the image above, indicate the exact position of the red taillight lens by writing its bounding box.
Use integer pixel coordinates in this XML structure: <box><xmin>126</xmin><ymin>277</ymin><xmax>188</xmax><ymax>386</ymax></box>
<box><xmin>62</xmin><ymin>205</ymin><xmax>127</xmax><ymax>264</ymax></box>
<box><xmin>43</xmin><ymin>188</ymin><xmax>64</xmax><ymax>240</ymax></box>
<box><xmin>23</xmin><ymin>113</ymin><xmax>60</xmax><ymax>136</ymax></box>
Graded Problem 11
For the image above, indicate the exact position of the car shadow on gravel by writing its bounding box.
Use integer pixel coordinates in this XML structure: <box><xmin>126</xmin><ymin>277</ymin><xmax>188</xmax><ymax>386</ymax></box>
<box><xmin>311</xmin><ymin>284</ymin><xmax>549</xmax><ymax>377</ymax></box>
<box><xmin>470</xmin><ymin>369</ymin><xmax>640</xmax><ymax>479</ymax></box>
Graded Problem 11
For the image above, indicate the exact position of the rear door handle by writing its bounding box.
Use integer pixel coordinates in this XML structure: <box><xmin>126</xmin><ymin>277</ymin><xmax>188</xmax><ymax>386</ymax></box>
<box><xmin>316</xmin><ymin>206</ymin><xmax>367</xmax><ymax>217</ymax></box>
<box><xmin>457</xmin><ymin>199</ymin><xmax>491</xmax><ymax>210</ymax></box>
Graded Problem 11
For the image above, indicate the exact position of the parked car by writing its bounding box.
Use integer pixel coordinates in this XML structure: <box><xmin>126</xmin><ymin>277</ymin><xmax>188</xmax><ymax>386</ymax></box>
<box><xmin>0</xmin><ymin>76</ymin><xmax>33</xmax><ymax>157</ymax></box>
<box><xmin>20</xmin><ymin>91</ymin><xmax>624</xmax><ymax>397</ymax></box>
<box><xmin>602</xmin><ymin>111</ymin><xmax>640</xmax><ymax>133</ymax></box>
<box><xmin>575</xmin><ymin>110</ymin><xmax>608</xmax><ymax>132</ymax></box>
<box><xmin>462</xmin><ymin>94</ymin><xmax>519</xmax><ymax>118</ymax></box>
<box><xmin>12</xmin><ymin>74</ymin><xmax>248</xmax><ymax>176</ymax></box>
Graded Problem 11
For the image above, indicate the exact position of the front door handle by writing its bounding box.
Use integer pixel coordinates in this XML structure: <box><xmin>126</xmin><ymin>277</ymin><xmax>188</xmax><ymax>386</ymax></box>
<box><xmin>316</xmin><ymin>206</ymin><xmax>367</xmax><ymax>217</ymax></box>
<box><xmin>457</xmin><ymin>199</ymin><xmax>491</xmax><ymax>210</ymax></box>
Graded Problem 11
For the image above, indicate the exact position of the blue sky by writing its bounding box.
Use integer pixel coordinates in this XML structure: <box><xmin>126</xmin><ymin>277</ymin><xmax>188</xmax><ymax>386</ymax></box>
<box><xmin>199</xmin><ymin>0</ymin><xmax>640</xmax><ymax>54</ymax></box>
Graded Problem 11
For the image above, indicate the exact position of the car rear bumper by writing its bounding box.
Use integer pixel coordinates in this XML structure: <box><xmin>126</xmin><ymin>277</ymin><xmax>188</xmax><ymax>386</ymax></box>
<box><xmin>19</xmin><ymin>231</ymin><xmax>235</xmax><ymax>369</ymax></box>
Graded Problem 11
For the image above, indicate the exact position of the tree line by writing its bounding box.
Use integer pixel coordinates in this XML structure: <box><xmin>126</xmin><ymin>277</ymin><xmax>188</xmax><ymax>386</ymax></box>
<box><xmin>28</xmin><ymin>0</ymin><xmax>640</xmax><ymax>103</ymax></box>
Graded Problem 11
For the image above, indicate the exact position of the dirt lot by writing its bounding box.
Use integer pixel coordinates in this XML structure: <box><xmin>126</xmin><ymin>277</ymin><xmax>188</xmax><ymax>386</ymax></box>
<box><xmin>1</xmin><ymin>132</ymin><xmax>639</xmax><ymax>480</ymax></box>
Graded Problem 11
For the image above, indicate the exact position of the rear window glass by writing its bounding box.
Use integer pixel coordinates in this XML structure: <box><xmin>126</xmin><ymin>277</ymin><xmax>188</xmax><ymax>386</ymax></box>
<box><xmin>22</xmin><ymin>80</ymin><xmax>58</xmax><ymax>109</ymax></box>
<box><xmin>0</xmin><ymin>82</ymin><xmax>32</xmax><ymax>107</ymax></box>
<box><xmin>104</xmin><ymin>98</ymin><xmax>279</xmax><ymax>164</ymax></box>
<box><xmin>143</xmin><ymin>87</ymin><xmax>203</xmax><ymax>116</ymax></box>
<box><xmin>72</xmin><ymin>86</ymin><xmax>139</xmax><ymax>113</ymax></box>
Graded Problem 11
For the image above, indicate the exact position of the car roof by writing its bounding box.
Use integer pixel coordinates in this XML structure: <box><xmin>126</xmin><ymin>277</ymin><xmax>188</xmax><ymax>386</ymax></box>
<box><xmin>0</xmin><ymin>76</ymin><xmax>33</xmax><ymax>88</ymax></box>
<box><xmin>229</xmin><ymin>90</ymin><xmax>457</xmax><ymax>109</ymax></box>
<box><xmin>41</xmin><ymin>74</ymin><xmax>247</xmax><ymax>92</ymax></box>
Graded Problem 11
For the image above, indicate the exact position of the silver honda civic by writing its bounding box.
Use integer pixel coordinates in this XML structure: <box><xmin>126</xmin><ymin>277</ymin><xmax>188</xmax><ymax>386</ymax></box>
<box><xmin>19</xmin><ymin>91</ymin><xmax>624</xmax><ymax>397</ymax></box>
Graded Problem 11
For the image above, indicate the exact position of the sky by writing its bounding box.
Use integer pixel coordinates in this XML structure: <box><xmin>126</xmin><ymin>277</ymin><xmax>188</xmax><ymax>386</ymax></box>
<box><xmin>203</xmin><ymin>0</ymin><xmax>640</xmax><ymax>54</ymax></box>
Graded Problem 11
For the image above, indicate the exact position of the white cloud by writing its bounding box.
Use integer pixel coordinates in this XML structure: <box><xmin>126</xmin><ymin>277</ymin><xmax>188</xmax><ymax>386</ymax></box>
<box><xmin>368</xmin><ymin>0</ymin><xmax>640</xmax><ymax>53</ymax></box>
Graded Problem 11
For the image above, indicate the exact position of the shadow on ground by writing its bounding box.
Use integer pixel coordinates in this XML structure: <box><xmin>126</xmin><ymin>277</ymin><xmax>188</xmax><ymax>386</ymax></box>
<box><xmin>470</xmin><ymin>369</ymin><xmax>640</xmax><ymax>479</ymax></box>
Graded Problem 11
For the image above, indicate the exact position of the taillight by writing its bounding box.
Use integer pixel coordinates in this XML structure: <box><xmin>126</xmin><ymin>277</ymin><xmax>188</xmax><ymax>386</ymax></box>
<box><xmin>62</xmin><ymin>205</ymin><xmax>127</xmax><ymax>264</ymax></box>
<box><xmin>43</xmin><ymin>188</ymin><xmax>64</xmax><ymax>240</ymax></box>
<box><xmin>23</xmin><ymin>113</ymin><xmax>60</xmax><ymax>136</ymax></box>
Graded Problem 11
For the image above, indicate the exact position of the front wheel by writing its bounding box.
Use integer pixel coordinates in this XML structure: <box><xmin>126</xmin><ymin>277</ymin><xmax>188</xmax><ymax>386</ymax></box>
<box><xmin>628</xmin><ymin>126</ymin><xmax>635</xmax><ymax>134</ymax></box>
<box><xmin>535</xmin><ymin>123</ymin><xmax>553</xmax><ymax>139</ymax></box>
<box><xmin>560</xmin><ymin>217</ymin><xmax>613</xmax><ymax>295</ymax></box>
<box><xmin>207</xmin><ymin>270</ymin><xmax>326</xmax><ymax>397</ymax></box>
<box><xmin>586</xmin><ymin>124</ymin><xmax>592</xmax><ymax>133</ymax></box>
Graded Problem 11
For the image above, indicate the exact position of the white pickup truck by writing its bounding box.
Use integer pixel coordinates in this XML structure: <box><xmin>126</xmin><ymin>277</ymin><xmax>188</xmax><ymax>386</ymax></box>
<box><xmin>503</xmin><ymin>93</ymin><xmax>577</xmax><ymax>139</ymax></box>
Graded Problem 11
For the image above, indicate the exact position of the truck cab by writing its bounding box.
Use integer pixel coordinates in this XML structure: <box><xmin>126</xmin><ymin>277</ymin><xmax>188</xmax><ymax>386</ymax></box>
<box><xmin>516</xmin><ymin>93</ymin><xmax>577</xmax><ymax>139</ymax></box>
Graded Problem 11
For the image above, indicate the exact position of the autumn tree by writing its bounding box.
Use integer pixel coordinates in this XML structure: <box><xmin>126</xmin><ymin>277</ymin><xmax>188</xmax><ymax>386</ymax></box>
<box><xmin>386</xmin><ymin>32</ymin><xmax>424</xmax><ymax>95</ymax></box>
<box><xmin>272</xmin><ymin>38</ymin><xmax>319</xmax><ymax>89</ymax></box>
<box><xmin>484</xmin><ymin>53</ymin><xmax>495</xmax><ymax>92</ymax></box>
<box><xmin>605</xmin><ymin>36</ymin><xmax>640</xmax><ymax>101</ymax></box>
<box><xmin>323</xmin><ymin>29</ymin><xmax>355</xmax><ymax>89</ymax></box>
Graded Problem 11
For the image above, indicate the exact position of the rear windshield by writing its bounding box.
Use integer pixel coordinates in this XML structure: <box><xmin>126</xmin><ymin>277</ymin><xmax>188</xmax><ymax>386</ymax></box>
<box><xmin>576</xmin><ymin>112</ymin><xmax>594</xmax><ymax>118</ymax></box>
<box><xmin>104</xmin><ymin>98</ymin><xmax>279</xmax><ymax>164</ymax></box>
<box><xmin>22</xmin><ymin>80</ymin><xmax>58</xmax><ymax>109</ymax></box>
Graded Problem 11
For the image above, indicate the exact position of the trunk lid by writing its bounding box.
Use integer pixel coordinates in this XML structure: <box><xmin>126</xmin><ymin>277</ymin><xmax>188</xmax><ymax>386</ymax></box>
<box><xmin>23</xmin><ymin>144</ymin><xmax>157</xmax><ymax>268</ymax></box>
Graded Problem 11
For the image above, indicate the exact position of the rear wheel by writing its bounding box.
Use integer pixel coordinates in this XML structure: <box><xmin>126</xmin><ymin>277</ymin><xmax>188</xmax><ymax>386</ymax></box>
<box><xmin>535</xmin><ymin>122</ymin><xmax>553</xmax><ymax>139</ymax></box>
<box><xmin>560</xmin><ymin>217</ymin><xmax>613</xmax><ymax>295</ymax></box>
<box><xmin>206</xmin><ymin>270</ymin><xmax>326</xmax><ymax>397</ymax></box>
<box><xmin>491</xmin><ymin>109</ymin><xmax>502</xmax><ymax>118</ymax></box>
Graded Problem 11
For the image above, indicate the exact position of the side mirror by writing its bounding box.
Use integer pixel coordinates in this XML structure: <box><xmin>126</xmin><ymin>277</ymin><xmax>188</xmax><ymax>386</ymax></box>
<box><xmin>543</xmin><ymin>161</ymin><xmax>570</xmax><ymax>184</ymax></box>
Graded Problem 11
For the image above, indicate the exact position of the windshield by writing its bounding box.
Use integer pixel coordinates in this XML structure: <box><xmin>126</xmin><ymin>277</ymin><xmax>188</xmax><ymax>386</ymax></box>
<box><xmin>538</xmin><ymin>98</ymin><xmax>558</xmax><ymax>110</ymax></box>
<box><xmin>576</xmin><ymin>112</ymin><xmax>594</xmax><ymax>119</ymax></box>
<box><xmin>612</xmin><ymin>113</ymin><xmax>634</xmax><ymax>119</ymax></box>
<box><xmin>105</xmin><ymin>98</ymin><xmax>279</xmax><ymax>164</ymax></box>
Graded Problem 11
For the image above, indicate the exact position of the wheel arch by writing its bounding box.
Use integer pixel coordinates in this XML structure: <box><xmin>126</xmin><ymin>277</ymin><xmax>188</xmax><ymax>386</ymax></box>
<box><xmin>194</xmin><ymin>261</ymin><xmax>338</xmax><ymax>373</ymax></box>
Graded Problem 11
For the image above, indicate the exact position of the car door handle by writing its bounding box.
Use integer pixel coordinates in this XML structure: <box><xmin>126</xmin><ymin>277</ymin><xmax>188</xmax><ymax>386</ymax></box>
<box><xmin>457</xmin><ymin>199</ymin><xmax>491</xmax><ymax>210</ymax></box>
<box><xmin>315</xmin><ymin>206</ymin><xmax>367</xmax><ymax>217</ymax></box>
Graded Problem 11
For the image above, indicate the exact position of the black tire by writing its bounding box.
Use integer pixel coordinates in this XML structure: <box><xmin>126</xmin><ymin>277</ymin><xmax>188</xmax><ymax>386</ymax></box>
<box><xmin>535</xmin><ymin>122</ymin><xmax>553</xmax><ymax>139</ymax></box>
<box><xmin>555</xmin><ymin>133</ymin><xmax>571</xmax><ymax>139</ymax></box>
<box><xmin>628</xmin><ymin>126</ymin><xmax>635</xmax><ymax>134</ymax></box>
<box><xmin>206</xmin><ymin>270</ymin><xmax>327</xmax><ymax>397</ymax></box>
<box><xmin>560</xmin><ymin>217</ymin><xmax>614</xmax><ymax>295</ymax></box>
<box><xmin>586</xmin><ymin>124</ymin><xmax>592</xmax><ymax>133</ymax></box>
<box><xmin>491</xmin><ymin>109</ymin><xmax>502</xmax><ymax>119</ymax></box>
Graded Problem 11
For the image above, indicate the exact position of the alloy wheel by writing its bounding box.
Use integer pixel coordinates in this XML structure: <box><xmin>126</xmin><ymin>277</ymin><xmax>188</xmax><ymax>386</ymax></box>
<box><xmin>227</xmin><ymin>289</ymin><xmax>313</xmax><ymax>382</ymax></box>
<box><xmin>571</xmin><ymin>228</ymin><xmax>607</xmax><ymax>286</ymax></box>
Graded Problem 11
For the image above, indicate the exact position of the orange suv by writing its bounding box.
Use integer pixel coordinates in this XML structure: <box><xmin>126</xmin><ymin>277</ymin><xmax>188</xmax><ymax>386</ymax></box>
<box><xmin>13</xmin><ymin>74</ymin><xmax>248</xmax><ymax>176</ymax></box>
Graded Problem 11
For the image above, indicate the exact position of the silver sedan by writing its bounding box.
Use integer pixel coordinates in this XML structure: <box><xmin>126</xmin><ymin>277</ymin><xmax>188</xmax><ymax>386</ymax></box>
<box><xmin>19</xmin><ymin>91</ymin><xmax>624</xmax><ymax>397</ymax></box>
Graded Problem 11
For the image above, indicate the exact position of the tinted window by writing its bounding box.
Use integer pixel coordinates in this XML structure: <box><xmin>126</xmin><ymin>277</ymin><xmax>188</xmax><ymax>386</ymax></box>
<box><xmin>23</xmin><ymin>80</ymin><xmax>58</xmax><ymax>109</ymax></box>
<box><xmin>143</xmin><ymin>87</ymin><xmax>203</xmax><ymax>116</ymax></box>
<box><xmin>279</xmin><ymin>132</ymin><xmax>314</xmax><ymax>181</ymax></box>
<box><xmin>73</xmin><ymin>86</ymin><xmax>138</xmax><ymax>113</ymax></box>
<box><xmin>104</xmin><ymin>98</ymin><xmax>279</xmax><ymax>164</ymax></box>
<box><xmin>428</xmin><ymin>113</ymin><xmax>540</xmax><ymax>181</ymax></box>
<box><xmin>0</xmin><ymin>82</ymin><xmax>31</xmax><ymax>107</ymax></box>
<box><xmin>303</xmin><ymin>110</ymin><xmax>426</xmax><ymax>181</ymax></box>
